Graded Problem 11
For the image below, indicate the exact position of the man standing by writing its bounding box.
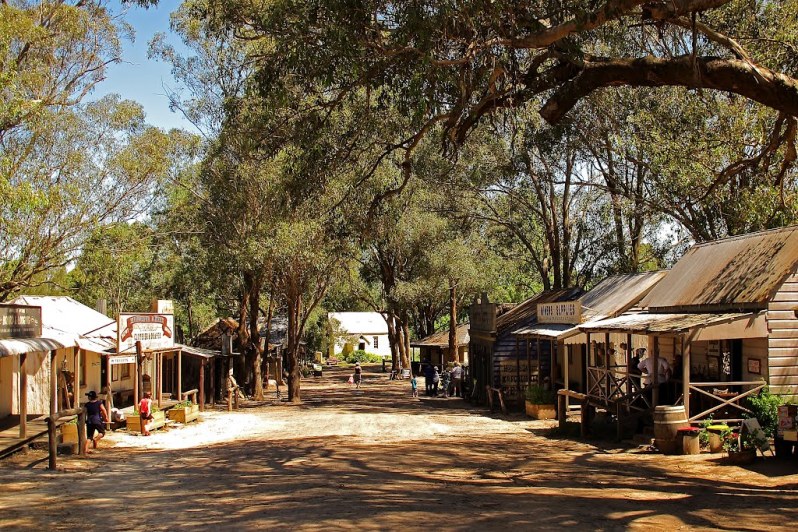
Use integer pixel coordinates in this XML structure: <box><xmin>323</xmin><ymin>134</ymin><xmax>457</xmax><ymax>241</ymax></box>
<box><xmin>450</xmin><ymin>362</ymin><xmax>463</xmax><ymax>398</ymax></box>
<box><xmin>424</xmin><ymin>362</ymin><xmax>435</xmax><ymax>396</ymax></box>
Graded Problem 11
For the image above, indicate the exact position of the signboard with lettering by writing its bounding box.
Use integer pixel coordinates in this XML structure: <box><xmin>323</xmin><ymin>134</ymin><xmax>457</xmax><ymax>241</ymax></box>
<box><xmin>118</xmin><ymin>313</ymin><xmax>175</xmax><ymax>352</ymax></box>
<box><xmin>109</xmin><ymin>355</ymin><xmax>137</xmax><ymax>365</ymax></box>
<box><xmin>0</xmin><ymin>304</ymin><xmax>42</xmax><ymax>339</ymax></box>
<box><xmin>537</xmin><ymin>301</ymin><xmax>581</xmax><ymax>324</ymax></box>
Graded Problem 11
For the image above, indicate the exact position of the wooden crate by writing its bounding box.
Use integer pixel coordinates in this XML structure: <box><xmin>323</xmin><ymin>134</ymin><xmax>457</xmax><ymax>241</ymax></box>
<box><xmin>127</xmin><ymin>411</ymin><xmax>166</xmax><ymax>434</ymax></box>
<box><xmin>167</xmin><ymin>404</ymin><xmax>199</xmax><ymax>424</ymax></box>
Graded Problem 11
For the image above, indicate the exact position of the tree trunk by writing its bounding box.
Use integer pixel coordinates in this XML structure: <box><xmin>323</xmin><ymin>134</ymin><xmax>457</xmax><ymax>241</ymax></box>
<box><xmin>400</xmin><ymin>309</ymin><xmax>411</xmax><ymax>369</ymax></box>
<box><xmin>385</xmin><ymin>311</ymin><xmax>400</xmax><ymax>370</ymax></box>
<box><xmin>248</xmin><ymin>274</ymin><xmax>264</xmax><ymax>401</ymax></box>
<box><xmin>448</xmin><ymin>283</ymin><xmax>458</xmax><ymax>363</ymax></box>
<box><xmin>286</xmin><ymin>290</ymin><xmax>302</xmax><ymax>403</ymax></box>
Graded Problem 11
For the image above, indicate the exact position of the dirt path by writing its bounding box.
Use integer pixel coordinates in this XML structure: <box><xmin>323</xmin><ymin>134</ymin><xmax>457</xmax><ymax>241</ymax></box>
<box><xmin>1</xmin><ymin>365</ymin><xmax>797</xmax><ymax>530</ymax></box>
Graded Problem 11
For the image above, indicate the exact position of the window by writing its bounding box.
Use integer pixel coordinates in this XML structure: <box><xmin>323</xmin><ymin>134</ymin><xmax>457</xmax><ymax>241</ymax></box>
<box><xmin>80</xmin><ymin>353</ymin><xmax>86</xmax><ymax>386</ymax></box>
<box><xmin>373</xmin><ymin>336</ymin><xmax>379</xmax><ymax>349</ymax></box>
<box><xmin>112</xmin><ymin>365</ymin><xmax>120</xmax><ymax>382</ymax></box>
<box><xmin>121</xmin><ymin>363</ymin><xmax>131</xmax><ymax>379</ymax></box>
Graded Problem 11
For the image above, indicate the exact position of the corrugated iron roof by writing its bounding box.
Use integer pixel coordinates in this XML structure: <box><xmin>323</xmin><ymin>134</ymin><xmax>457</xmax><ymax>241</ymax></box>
<box><xmin>580</xmin><ymin>271</ymin><xmax>667</xmax><ymax>321</ymax></box>
<box><xmin>411</xmin><ymin>323</ymin><xmax>470</xmax><ymax>347</ymax></box>
<box><xmin>579</xmin><ymin>312</ymin><xmax>758</xmax><ymax>334</ymax></box>
<box><xmin>512</xmin><ymin>272</ymin><xmax>666</xmax><ymax>338</ymax></box>
<box><xmin>0</xmin><ymin>296</ymin><xmax>116</xmax><ymax>357</ymax></box>
<box><xmin>496</xmin><ymin>287</ymin><xmax>583</xmax><ymax>335</ymax></box>
<box><xmin>640</xmin><ymin>225</ymin><xmax>798</xmax><ymax>311</ymax></box>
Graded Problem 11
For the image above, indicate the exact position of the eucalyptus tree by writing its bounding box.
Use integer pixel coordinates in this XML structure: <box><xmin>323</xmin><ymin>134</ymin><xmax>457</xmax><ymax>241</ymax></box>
<box><xmin>192</xmin><ymin>1</ymin><xmax>797</xmax><ymax>157</ymax></box>
<box><xmin>0</xmin><ymin>1</ymin><xmax>174</xmax><ymax>300</ymax></box>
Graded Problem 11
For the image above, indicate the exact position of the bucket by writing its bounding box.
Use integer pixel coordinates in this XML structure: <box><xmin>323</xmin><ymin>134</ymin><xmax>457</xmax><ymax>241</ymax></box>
<box><xmin>707</xmin><ymin>424</ymin><xmax>729</xmax><ymax>453</ymax></box>
<box><xmin>654</xmin><ymin>406</ymin><xmax>688</xmax><ymax>454</ymax></box>
<box><xmin>678</xmin><ymin>427</ymin><xmax>701</xmax><ymax>455</ymax></box>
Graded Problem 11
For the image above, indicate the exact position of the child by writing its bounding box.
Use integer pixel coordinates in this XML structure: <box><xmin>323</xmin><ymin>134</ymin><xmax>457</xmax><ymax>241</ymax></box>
<box><xmin>138</xmin><ymin>391</ymin><xmax>154</xmax><ymax>436</ymax></box>
<box><xmin>410</xmin><ymin>375</ymin><xmax>418</xmax><ymax>397</ymax></box>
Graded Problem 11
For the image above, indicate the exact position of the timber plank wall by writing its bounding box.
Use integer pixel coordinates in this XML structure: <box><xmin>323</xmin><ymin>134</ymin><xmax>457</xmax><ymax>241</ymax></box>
<box><xmin>768</xmin><ymin>272</ymin><xmax>798</xmax><ymax>399</ymax></box>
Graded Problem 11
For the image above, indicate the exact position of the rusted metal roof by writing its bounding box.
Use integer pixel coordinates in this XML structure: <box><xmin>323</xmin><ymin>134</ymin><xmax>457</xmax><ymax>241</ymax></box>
<box><xmin>513</xmin><ymin>271</ymin><xmax>666</xmax><ymax>338</ymax></box>
<box><xmin>411</xmin><ymin>323</ymin><xmax>469</xmax><ymax>347</ymax></box>
<box><xmin>579</xmin><ymin>312</ymin><xmax>760</xmax><ymax>334</ymax></box>
<box><xmin>640</xmin><ymin>225</ymin><xmax>798</xmax><ymax>311</ymax></box>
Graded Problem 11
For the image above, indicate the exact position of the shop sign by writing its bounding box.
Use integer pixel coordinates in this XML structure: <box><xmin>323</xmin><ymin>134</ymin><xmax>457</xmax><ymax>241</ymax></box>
<box><xmin>0</xmin><ymin>304</ymin><xmax>42</xmax><ymax>339</ymax></box>
<box><xmin>109</xmin><ymin>355</ymin><xmax>137</xmax><ymax>365</ymax></box>
<box><xmin>118</xmin><ymin>313</ymin><xmax>174</xmax><ymax>352</ymax></box>
<box><xmin>538</xmin><ymin>301</ymin><xmax>581</xmax><ymax>324</ymax></box>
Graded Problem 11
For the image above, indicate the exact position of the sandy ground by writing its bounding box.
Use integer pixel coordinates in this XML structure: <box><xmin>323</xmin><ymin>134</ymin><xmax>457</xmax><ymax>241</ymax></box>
<box><xmin>1</xmin><ymin>365</ymin><xmax>797</xmax><ymax>531</ymax></box>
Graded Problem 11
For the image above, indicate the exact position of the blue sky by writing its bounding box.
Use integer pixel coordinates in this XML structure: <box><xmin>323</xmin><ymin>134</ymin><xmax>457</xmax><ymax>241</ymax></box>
<box><xmin>92</xmin><ymin>0</ymin><xmax>198</xmax><ymax>133</ymax></box>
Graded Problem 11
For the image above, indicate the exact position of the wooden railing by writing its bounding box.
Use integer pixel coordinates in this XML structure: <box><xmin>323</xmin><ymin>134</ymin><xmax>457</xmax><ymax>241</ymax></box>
<box><xmin>687</xmin><ymin>381</ymin><xmax>766</xmax><ymax>423</ymax></box>
<box><xmin>586</xmin><ymin>366</ymin><xmax>651</xmax><ymax>413</ymax></box>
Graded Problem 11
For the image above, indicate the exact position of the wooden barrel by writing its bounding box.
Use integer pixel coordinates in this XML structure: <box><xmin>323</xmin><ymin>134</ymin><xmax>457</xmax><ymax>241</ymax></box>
<box><xmin>654</xmin><ymin>406</ymin><xmax>688</xmax><ymax>454</ymax></box>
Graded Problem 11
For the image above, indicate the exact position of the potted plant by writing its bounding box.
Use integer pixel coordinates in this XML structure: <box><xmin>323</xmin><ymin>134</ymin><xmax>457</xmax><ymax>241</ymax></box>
<box><xmin>721</xmin><ymin>426</ymin><xmax>762</xmax><ymax>465</ymax></box>
<box><xmin>525</xmin><ymin>384</ymin><xmax>557</xmax><ymax>420</ymax></box>
<box><xmin>127</xmin><ymin>405</ymin><xmax>166</xmax><ymax>434</ymax></box>
<box><xmin>61</xmin><ymin>418</ymin><xmax>82</xmax><ymax>444</ymax></box>
<box><xmin>167</xmin><ymin>400</ymin><xmax>200</xmax><ymax>424</ymax></box>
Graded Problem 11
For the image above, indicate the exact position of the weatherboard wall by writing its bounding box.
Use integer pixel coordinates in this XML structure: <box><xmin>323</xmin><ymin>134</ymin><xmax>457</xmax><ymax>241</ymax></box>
<box><xmin>768</xmin><ymin>271</ymin><xmax>798</xmax><ymax>398</ymax></box>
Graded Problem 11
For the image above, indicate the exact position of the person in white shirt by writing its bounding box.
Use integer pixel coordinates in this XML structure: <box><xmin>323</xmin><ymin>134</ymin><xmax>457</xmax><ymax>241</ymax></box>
<box><xmin>638</xmin><ymin>355</ymin><xmax>672</xmax><ymax>387</ymax></box>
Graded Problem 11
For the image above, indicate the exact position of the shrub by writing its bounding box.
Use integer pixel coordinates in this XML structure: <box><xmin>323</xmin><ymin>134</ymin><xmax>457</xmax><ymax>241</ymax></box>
<box><xmin>342</xmin><ymin>349</ymin><xmax>382</xmax><ymax>364</ymax></box>
<box><xmin>525</xmin><ymin>384</ymin><xmax>555</xmax><ymax>404</ymax></box>
<box><xmin>746</xmin><ymin>386</ymin><xmax>783</xmax><ymax>437</ymax></box>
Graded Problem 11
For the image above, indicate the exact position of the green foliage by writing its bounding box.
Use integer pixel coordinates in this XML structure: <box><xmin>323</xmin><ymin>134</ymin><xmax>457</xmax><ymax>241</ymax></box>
<box><xmin>342</xmin><ymin>350</ymin><xmax>382</xmax><ymax>364</ymax></box>
<box><xmin>525</xmin><ymin>384</ymin><xmax>555</xmax><ymax>405</ymax></box>
<box><xmin>746</xmin><ymin>386</ymin><xmax>783</xmax><ymax>438</ymax></box>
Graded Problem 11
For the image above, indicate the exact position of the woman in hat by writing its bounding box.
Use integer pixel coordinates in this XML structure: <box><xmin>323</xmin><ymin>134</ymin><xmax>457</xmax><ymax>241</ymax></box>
<box><xmin>84</xmin><ymin>391</ymin><xmax>108</xmax><ymax>453</ymax></box>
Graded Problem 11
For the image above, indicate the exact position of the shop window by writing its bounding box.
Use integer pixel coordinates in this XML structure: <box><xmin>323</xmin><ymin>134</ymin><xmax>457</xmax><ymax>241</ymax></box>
<box><xmin>112</xmin><ymin>365</ymin><xmax>120</xmax><ymax>382</ymax></box>
<box><xmin>121</xmin><ymin>363</ymin><xmax>131</xmax><ymax>379</ymax></box>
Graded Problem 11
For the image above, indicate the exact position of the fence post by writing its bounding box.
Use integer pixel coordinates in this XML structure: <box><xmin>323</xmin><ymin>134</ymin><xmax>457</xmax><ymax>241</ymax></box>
<box><xmin>77</xmin><ymin>408</ymin><xmax>87</xmax><ymax>456</ymax></box>
<box><xmin>47</xmin><ymin>417</ymin><xmax>57</xmax><ymax>470</ymax></box>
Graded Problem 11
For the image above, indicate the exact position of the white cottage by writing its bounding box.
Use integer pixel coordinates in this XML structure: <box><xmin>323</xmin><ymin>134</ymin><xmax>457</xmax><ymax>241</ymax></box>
<box><xmin>328</xmin><ymin>312</ymin><xmax>391</xmax><ymax>359</ymax></box>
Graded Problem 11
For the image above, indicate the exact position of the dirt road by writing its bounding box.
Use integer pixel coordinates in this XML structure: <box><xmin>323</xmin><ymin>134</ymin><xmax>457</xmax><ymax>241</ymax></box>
<box><xmin>1</xmin><ymin>365</ymin><xmax>797</xmax><ymax>530</ymax></box>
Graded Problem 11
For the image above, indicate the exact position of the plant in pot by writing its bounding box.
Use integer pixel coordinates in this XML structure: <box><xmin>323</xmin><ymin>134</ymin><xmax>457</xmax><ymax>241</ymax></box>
<box><xmin>721</xmin><ymin>426</ymin><xmax>762</xmax><ymax>465</ymax></box>
<box><xmin>167</xmin><ymin>399</ymin><xmax>199</xmax><ymax>424</ymax></box>
<box><xmin>525</xmin><ymin>384</ymin><xmax>557</xmax><ymax>420</ymax></box>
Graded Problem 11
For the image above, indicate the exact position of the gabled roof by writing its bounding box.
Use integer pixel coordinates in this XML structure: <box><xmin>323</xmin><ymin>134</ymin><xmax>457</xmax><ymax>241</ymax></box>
<box><xmin>411</xmin><ymin>323</ymin><xmax>470</xmax><ymax>348</ymax></box>
<box><xmin>2</xmin><ymin>296</ymin><xmax>117</xmax><ymax>356</ymax></box>
<box><xmin>496</xmin><ymin>287</ymin><xmax>583</xmax><ymax>336</ymax></box>
<box><xmin>328</xmin><ymin>312</ymin><xmax>389</xmax><ymax>335</ymax></box>
<box><xmin>640</xmin><ymin>225</ymin><xmax>798</xmax><ymax>312</ymax></box>
<box><xmin>513</xmin><ymin>272</ymin><xmax>666</xmax><ymax>338</ymax></box>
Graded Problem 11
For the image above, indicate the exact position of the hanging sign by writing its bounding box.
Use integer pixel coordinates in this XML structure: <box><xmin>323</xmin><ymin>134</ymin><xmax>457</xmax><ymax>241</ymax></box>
<box><xmin>537</xmin><ymin>302</ymin><xmax>581</xmax><ymax>324</ymax></box>
<box><xmin>118</xmin><ymin>313</ymin><xmax>174</xmax><ymax>352</ymax></box>
<box><xmin>0</xmin><ymin>304</ymin><xmax>42</xmax><ymax>339</ymax></box>
<box><xmin>109</xmin><ymin>355</ymin><xmax>137</xmax><ymax>365</ymax></box>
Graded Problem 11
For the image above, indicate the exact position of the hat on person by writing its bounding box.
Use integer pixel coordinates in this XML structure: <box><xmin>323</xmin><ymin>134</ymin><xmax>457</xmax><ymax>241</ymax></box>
<box><xmin>86</xmin><ymin>390</ymin><xmax>97</xmax><ymax>399</ymax></box>
<box><xmin>355</xmin><ymin>362</ymin><xmax>360</xmax><ymax>366</ymax></box>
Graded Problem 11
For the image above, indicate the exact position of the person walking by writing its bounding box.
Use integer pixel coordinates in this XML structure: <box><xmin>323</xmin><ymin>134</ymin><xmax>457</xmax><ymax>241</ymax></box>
<box><xmin>424</xmin><ymin>362</ymin><xmax>435</xmax><ymax>396</ymax></box>
<box><xmin>410</xmin><ymin>375</ymin><xmax>418</xmax><ymax>397</ymax></box>
<box><xmin>353</xmin><ymin>362</ymin><xmax>363</xmax><ymax>389</ymax></box>
<box><xmin>138</xmin><ymin>391</ymin><xmax>154</xmax><ymax>436</ymax></box>
<box><xmin>84</xmin><ymin>390</ymin><xmax>108</xmax><ymax>453</ymax></box>
<box><xmin>432</xmin><ymin>366</ymin><xmax>441</xmax><ymax>397</ymax></box>
<box><xmin>450</xmin><ymin>362</ymin><xmax>463</xmax><ymax>398</ymax></box>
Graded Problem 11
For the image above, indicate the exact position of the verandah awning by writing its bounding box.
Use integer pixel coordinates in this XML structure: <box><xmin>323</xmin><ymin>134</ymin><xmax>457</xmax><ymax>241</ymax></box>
<box><xmin>578</xmin><ymin>311</ymin><xmax>767</xmax><ymax>339</ymax></box>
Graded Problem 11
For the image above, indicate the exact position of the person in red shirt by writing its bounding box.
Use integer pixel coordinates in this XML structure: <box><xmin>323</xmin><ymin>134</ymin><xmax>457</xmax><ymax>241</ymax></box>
<box><xmin>138</xmin><ymin>391</ymin><xmax>154</xmax><ymax>436</ymax></box>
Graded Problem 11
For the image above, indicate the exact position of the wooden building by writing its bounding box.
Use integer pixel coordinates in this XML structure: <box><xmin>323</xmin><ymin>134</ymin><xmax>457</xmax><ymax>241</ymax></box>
<box><xmin>512</xmin><ymin>272</ymin><xmax>666</xmax><ymax>397</ymax></box>
<box><xmin>468</xmin><ymin>288</ymin><xmax>581</xmax><ymax>406</ymax></box>
<box><xmin>411</xmin><ymin>323</ymin><xmax>469</xmax><ymax>369</ymax></box>
<box><xmin>579</xmin><ymin>226</ymin><xmax>798</xmax><ymax>425</ymax></box>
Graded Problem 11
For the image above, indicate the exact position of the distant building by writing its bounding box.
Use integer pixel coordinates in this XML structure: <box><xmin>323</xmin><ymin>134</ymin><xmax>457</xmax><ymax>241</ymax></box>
<box><xmin>411</xmin><ymin>323</ymin><xmax>470</xmax><ymax>369</ymax></box>
<box><xmin>328</xmin><ymin>312</ymin><xmax>391</xmax><ymax>358</ymax></box>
